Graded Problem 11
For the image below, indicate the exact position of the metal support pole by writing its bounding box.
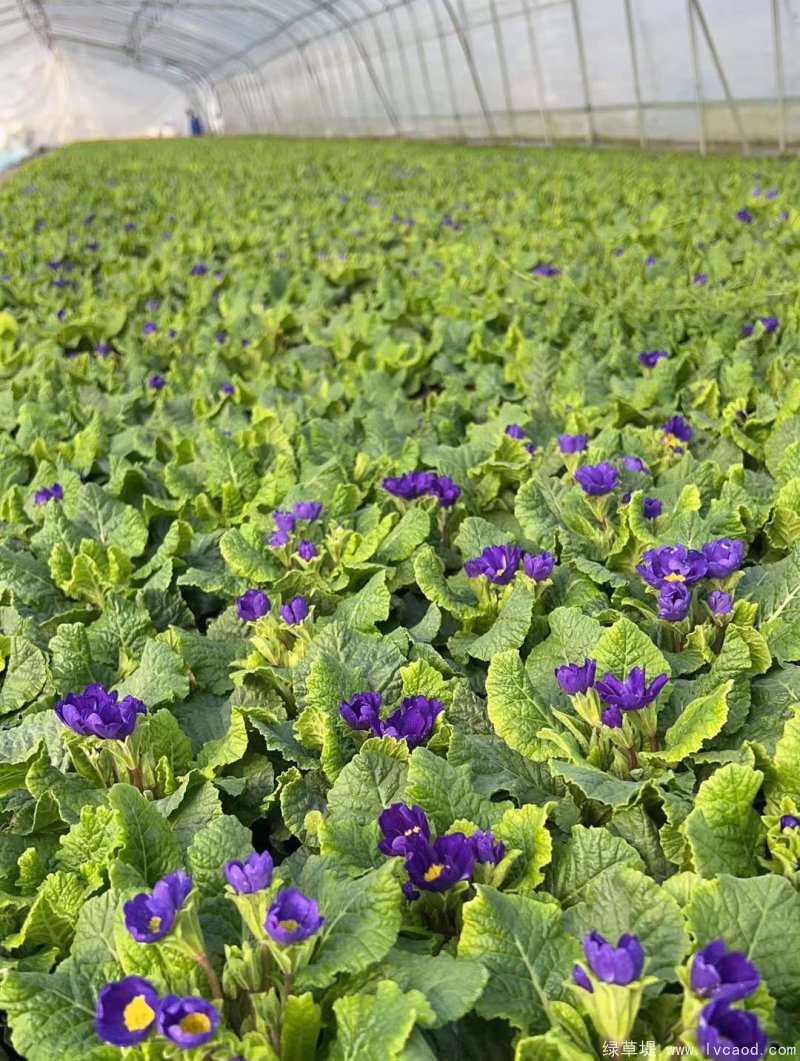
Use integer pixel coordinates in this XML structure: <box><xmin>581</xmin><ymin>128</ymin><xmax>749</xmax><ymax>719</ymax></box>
<box><xmin>690</xmin><ymin>0</ymin><xmax>748</xmax><ymax>153</ymax></box>
<box><xmin>405</xmin><ymin>0</ymin><xmax>437</xmax><ymax>129</ymax></box>
<box><xmin>520</xmin><ymin>0</ymin><xmax>552</xmax><ymax>145</ymax></box>
<box><xmin>389</xmin><ymin>3</ymin><xmax>413</xmax><ymax>132</ymax></box>
<box><xmin>427</xmin><ymin>0</ymin><xmax>464</xmax><ymax>137</ymax></box>
<box><xmin>488</xmin><ymin>0</ymin><xmax>515</xmax><ymax>136</ymax></box>
<box><xmin>622</xmin><ymin>0</ymin><xmax>645</xmax><ymax>148</ymax></box>
<box><xmin>771</xmin><ymin>0</ymin><xmax>786</xmax><ymax>152</ymax></box>
<box><xmin>686</xmin><ymin>0</ymin><xmax>707</xmax><ymax>155</ymax></box>
<box><xmin>349</xmin><ymin>23</ymin><xmax>401</xmax><ymax>133</ymax></box>
<box><xmin>441</xmin><ymin>0</ymin><xmax>496</xmax><ymax>137</ymax></box>
<box><xmin>568</xmin><ymin>0</ymin><xmax>594</xmax><ymax>143</ymax></box>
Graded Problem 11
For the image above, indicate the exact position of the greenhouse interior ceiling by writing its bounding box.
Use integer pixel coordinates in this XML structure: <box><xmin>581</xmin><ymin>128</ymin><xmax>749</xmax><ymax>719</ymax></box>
<box><xmin>2</xmin><ymin>0</ymin><xmax>800</xmax><ymax>151</ymax></box>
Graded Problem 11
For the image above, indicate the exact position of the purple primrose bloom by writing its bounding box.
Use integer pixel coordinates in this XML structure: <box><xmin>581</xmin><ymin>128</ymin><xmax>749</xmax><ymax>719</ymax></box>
<box><xmin>404</xmin><ymin>832</ymin><xmax>474</xmax><ymax>892</ymax></box>
<box><xmin>34</xmin><ymin>482</ymin><xmax>63</xmax><ymax>505</ymax></box>
<box><xmin>236</xmin><ymin>588</ymin><xmax>270</xmax><ymax>622</ymax></box>
<box><xmin>601</xmin><ymin>704</ymin><xmax>623</xmax><ymax>729</ymax></box>
<box><xmin>662</xmin><ymin>415</ymin><xmax>692</xmax><ymax>445</ymax></box>
<box><xmin>55</xmin><ymin>683</ymin><xmax>147</xmax><ymax>739</ymax></box>
<box><xmin>469</xmin><ymin>829</ymin><xmax>505</xmax><ymax>865</ymax></box>
<box><xmin>292</xmin><ymin>501</ymin><xmax>322</xmax><ymax>521</ymax></box>
<box><xmin>224</xmin><ymin>851</ymin><xmax>274</xmax><ymax>894</ymax></box>
<box><xmin>273</xmin><ymin>510</ymin><xmax>296</xmax><ymax>533</ymax></box>
<box><xmin>595</xmin><ymin>667</ymin><xmax>668</xmax><ymax>711</ymax></box>
<box><xmin>707</xmin><ymin>590</ymin><xmax>733</xmax><ymax>616</ymax></box>
<box><xmin>658</xmin><ymin>582</ymin><xmax>691</xmax><ymax>622</ymax></box>
<box><xmin>383</xmin><ymin>471</ymin><xmax>436</xmax><ymax>500</ymax></box>
<box><xmin>696</xmin><ymin>1000</ymin><xmax>767</xmax><ymax>1059</ymax></box>
<box><xmin>582</xmin><ymin>931</ymin><xmax>644</xmax><ymax>985</ymax></box>
<box><xmin>124</xmin><ymin>870</ymin><xmax>192</xmax><ymax>943</ymax></box>
<box><xmin>623</xmin><ymin>456</ymin><xmax>645</xmax><ymax>472</ymax></box>
<box><xmin>280</xmin><ymin>596</ymin><xmax>309</xmax><ymax>625</ymax></box>
<box><xmin>264</xmin><ymin>888</ymin><xmax>324</xmax><ymax>944</ymax></box>
<box><xmin>378</xmin><ymin>803</ymin><xmax>430</xmax><ymax>856</ymax></box>
<box><xmin>639</xmin><ymin>350</ymin><xmax>668</xmax><ymax>368</ymax></box>
<box><xmin>95</xmin><ymin>977</ymin><xmax>159</xmax><ymax>1047</ymax></box>
<box><xmin>574</xmin><ymin>462</ymin><xmax>618</xmax><ymax>496</ymax></box>
<box><xmin>742</xmin><ymin>317</ymin><xmax>779</xmax><ymax>337</ymax></box>
<box><xmin>736</xmin><ymin>209</ymin><xmax>753</xmax><ymax>224</ymax></box>
<box><xmin>780</xmin><ymin>814</ymin><xmax>800</xmax><ymax>830</ymax></box>
<box><xmin>430</xmin><ymin>475</ymin><xmax>461</xmax><ymax>507</ymax></box>
<box><xmin>157</xmin><ymin>995</ymin><xmax>218</xmax><ymax>1048</ymax></box>
<box><xmin>372</xmin><ymin>695</ymin><xmax>444</xmax><ymax>748</ymax></box>
<box><xmin>558</xmin><ymin>433</ymin><xmax>589</xmax><ymax>454</ymax></box>
<box><xmin>148</xmin><ymin>374</ymin><xmax>165</xmax><ymax>390</ymax></box>
<box><xmin>297</xmin><ymin>539</ymin><xmax>317</xmax><ymax>561</ymax></box>
<box><xmin>702</xmin><ymin>538</ymin><xmax>744</xmax><ymax>579</ymax></box>
<box><xmin>523</xmin><ymin>551</ymin><xmax>555</xmax><ymax>581</ymax></box>
<box><xmin>690</xmin><ymin>940</ymin><xmax>760</xmax><ymax>1003</ymax></box>
<box><xmin>505</xmin><ymin>424</ymin><xmax>525</xmax><ymax>439</ymax></box>
<box><xmin>555</xmin><ymin>658</ymin><xmax>597</xmax><ymax>696</ymax></box>
<box><xmin>340</xmin><ymin>691</ymin><xmax>382</xmax><ymax>731</ymax></box>
<box><xmin>464</xmin><ymin>543</ymin><xmax>522</xmax><ymax>585</ymax></box>
<box><xmin>637</xmin><ymin>544</ymin><xmax>707</xmax><ymax>587</ymax></box>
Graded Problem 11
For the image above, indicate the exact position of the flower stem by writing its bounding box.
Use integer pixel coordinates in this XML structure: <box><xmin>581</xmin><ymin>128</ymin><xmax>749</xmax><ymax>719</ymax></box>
<box><xmin>193</xmin><ymin>950</ymin><xmax>222</xmax><ymax>999</ymax></box>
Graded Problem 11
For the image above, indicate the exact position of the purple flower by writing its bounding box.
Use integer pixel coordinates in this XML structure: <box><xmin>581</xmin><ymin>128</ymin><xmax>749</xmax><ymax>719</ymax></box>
<box><xmin>555</xmin><ymin>658</ymin><xmax>596</xmax><ymax>696</ymax></box>
<box><xmin>690</xmin><ymin>940</ymin><xmax>760</xmax><ymax>1003</ymax></box>
<box><xmin>780</xmin><ymin>814</ymin><xmax>800</xmax><ymax>830</ymax></box>
<box><xmin>379</xmin><ymin>803</ymin><xmax>430</xmax><ymax>857</ymax></box>
<box><xmin>56</xmin><ymin>308</ymin><xmax>67</xmax><ymax>321</ymax></box>
<box><xmin>523</xmin><ymin>551</ymin><xmax>555</xmax><ymax>581</ymax></box>
<box><xmin>572</xmin><ymin>965</ymin><xmax>593</xmax><ymax>992</ymax></box>
<box><xmin>273</xmin><ymin>510</ymin><xmax>296</xmax><ymax>533</ymax></box>
<box><xmin>146</xmin><ymin>299</ymin><xmax>159</xmax><ymax>311</ymax></box>
<box><xmin>148</xmin><ymin>374</ymin><xmax>165</xmax><ymax>390</ymax></box>
<box><xmin>292</xmin><ymin>501</ymin><xmax>322</xmax><ymax>521</ymax></box>
<box><xmin>123</xmin><ymin>222</ymin><xmax>137</xmax><ymax>232</ymax></box>
<box><xmin>264</xmin><ymin>888</ymin><xmax>324</xmax><ymax>944</ymax></box>
<box><xmin>34</xmin><ymin>482</ymin><xmax>62</xmax><ymax>505</ymax></box>
<box><xmin>644</xmin><ymin>255</ymin><xmax>657</xmax><ymax>266</ymax></box>
<box><xmin>340</xmin><ymin>691</ymin><xmax>382</xmax><ymax>731</ymax></box>
<box><xmin>613</xmin><ymin>247</ymin><xmax>625</xmax><ymax>257</ymax></box>
<box><xmin>693</xmin><ymin>273</ymin><xmax>708</xmax><ymax>286</ymax></box>
<box><xmin>463</xmin><ymin>543</ymin><xmax>521</xmax><ymax>585</ymax></box>
<box><xmin>574</xmin><ymin>462</ymin><xmax>618</xmax><ymax>496</ymax></box>
<box><xmin>505</xmin><ymin>424</ymin><xmax>525</xmax><ymax>439</ymax></box>
<box><xmin>383</xmin><ymin>471</ymin><xmax>436</xmax><ymax>500</ymax></box>
<box><xmin>696</xmin><ymin>1000</ymin><xmax>767</xmax><ymax>1059</ymax></box>
<box><xmin>157</xmin><ymin>995</ymin><xmax>218</xmax><ymax>1048</ymax></box>
<box><xmin>280</xmin><ymin>596</ymin><xmax>308</xmax><ymax>625</ymax></box>
<box><xmin>95</xmin><ymin>342</ymin><xmax>111</xmax><ymax>356</ymax></box>
<box><xmin>637</xmin><ymin>544</ymin><xmax>708</xmax><ymax>586</ymax></box>
<box><xmin>430</xmin><ymin>475</ymin><xmax>461</xmax><ymax>507</ymax></box>
<box><xmin>469</xmin><ymin>829</ymin><xmax>505</xmax><ymax>865</ymax></box>
<box><xmin>707</xmin><ymin>590</ymin><xmax>732</xmax><ymax>616</ymax></box>
<box><xmin>123</xmin><ymin>871</ymin><xmax>192</xmax><ymax>943</ymax></box>
<box><xmin>236</xmin><ymin>588</ymin><xmax>270</xmax><ymax>622</ymax></box>
<box><xmin>297</xmin><ymin>539</ymin><xmax>317</xmax><ymax>561</ymax></box>
<box><xmin>743</xmin><ymin>316</ymin><xmax>779</xmax><ymax>336</ymax></box>
<box><xmin>532</xmin><ymin>264</ymin><xmax>561</xmax><ymax>277</ymax></box>
<box><xmin>372</xmin><ymin>695</ymin><xmax>444</xmax><ymax>749</ymax></box>
<box><xmin>55</xmin><ymin>683</ymin><xmax>147</xmax><ymax>739</ymax></box>
<box><xmin>736</xmin><ymin>209</ymin><xmax>753</xmax><ymax>224</ymax></box>
<box><xmin>220</xmin><ymin>382</ymin><xmax>235</xmax><ymax>395</ymax></box>
<box><xmin>601</xmin><ymin>704</ymin><xmax>623</xmax><ymax>729</ymax></box>
<box><xmin>639</xmin><ymin>350</ymin><xmax>668</xmax><ymax>368</ymax></box>
<box><xmin>215</xmin><ymin>331</ymin><xmax>226</xmax><ymax>344</ymax></box>
<box><xmin>658</xmin><ymin>582</ymin><xmax>691</xmax><ymax>622</ymax></box>
<box><xmin>623</xmin><ymin>456</ymin><xmax>645</xmax><ymax>472</ymax></box>
<box><xmin>525</xmin><ymin>443</ymin><xmax>538</xmax><ymax>457</ymax></box>
<box><xmin>643</xmin><ymin>496</ymin><xmax>662</xmax><ymax>520</ymax></box>
<box><xmin>595</xmin><ymin>667</ymin><xmax>668</xmax><ymax>711</ymax></box>
<box><xmin>404</xmin><ymin>833</ymin><xmax>474</xmax><ymax>892</ymax></box>
<box><xmin>558</xmin><ymin>433</ymin><xmax>588</xmax><ymax>454</ymax></box>
<box><xmin>95</xmin><ymin>977</ymin><xmax>158</xmax><ymax>1046</ymax></box>
<box><xmin>767</xmin><ymin>188</ymin><xmax>779</xmax><ymax>200</ymax></box>
<box><xmin>702</xmin><ymin>538</ymin><xmax>744</xmax><ymax>579</ymax></box>
<box><xmin>224</xmin><ymin>851</ymin><xmax>274</xmax><ymax>894</ymax></box>
<box><xmin>582</xmin><ymin>931</ymin><xmax>644</xmax><ymax>985</ymax></box>
<box><xmin>662</xmin><ymin>415</ymin><xmax>692</xmax><ymax>445</ymax></box>
<box><xmin>269</xmin><ymin>530</ymin><xmax>289</xmax><ymax>547</ymax></box>
<box><xmin>190</xmin><ymin>263</ymin><xmax>208</xmax><ymax>276</ymax></box>
<box><xmin>143</xmin><ymin>322</ymin><xmax>157</xmax><ymax>337</ymax></box>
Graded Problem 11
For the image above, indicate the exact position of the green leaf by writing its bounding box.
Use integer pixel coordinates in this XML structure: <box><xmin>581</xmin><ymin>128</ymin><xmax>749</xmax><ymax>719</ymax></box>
<box><xmin>196</xmin><ymin>706</ymin><xmax>248</xmax><ymax>776</ymax></box>
<box><xmin>413</xmin><ymin>547</ymin><xmax>482</xmax><ymax>620</ymax></box>
<box><xmin>108</xmin><ymin>783</ymin><xmax>181</xmax><ymax>887</ymax></box>
<box><xmin>0</xmin><ymin>637</ymin><xmax>49</xmax><ymax>715</ymax></box>
<box><xmin>739</xmin><ymin>544</ymin><xmax>800</xmax><ymax>663</ymax></box>
<box><xmin>377</xmin><ymin>947</ymin><xmax>489</xmax><ymax>1028</ymax></box>
<box><xmin>656</xmin><ymin>681</ymin><xmax>732</xmax><ymax>763</ymax></box>
<box><xmin>4</xmin><ymin>871</ymin><xmax>87</xmax><ymax>955</ymax></box>
<box><xmin>280</xmin><ymin>992</ymin><xmax>322</xmax><ymax>1061</ymax></box>
<box><xmin>297</xmin><ymin>861</ymin><xmax>403</xmax><ymax>990</ymax></box>
<box><xmin>550</xmin><ymin>760</ymin><xmax>657</xmax><ymax>809</ymax></box>
<box><xmin>457</xmin><ymin>581</ymin><xmax>534</xmax><ymax>662</ymax></box>
<box><xmin>494</xmin><ymin>804</ymin><xmax>553</xmax><ymax>892</ymax></box>
<box><xmin>593</xmin><ymin>616</ymin><xmax>671</xmax><ymax>686</ymax></box>
<box><xmin>562</xmin><ymin>865</ymin><xmax>688</xmax><ymax>984</ymax></box>
<box><xmin>332</xmin><ymin>571</ymin><xmax>391</xmax><ymax>631</ymax></box>
<box><xmin>73</xmin><ymin>483</ymin><xmax>147</xmax><ymax>558</ymax></box>
<box><xmin>766</xmin><ymin>705</ymin><xmax>800</xmax><ymax>804</ymax></box>
<box><xmin>405</xmin><ymin>746</ymin><xmax>510</xmax><ymax>831</ymax></box>
<box><xmin>458</xmin><ymin>886</ymin><xmax>579</xmax><ymax>1032</ymax></box>
<box><xmin>330</xmin><ymin>980</ymin><xmax>432</xmax><ymax>1061</ymax></box>
<box><xmin>0</xmin><ymin>959</ymin><xmax>117</xmax><ymax>1061</ymax></box>
<box><xmin>327</xmin><ymin>738</ymin><xmax>409</xmax><ymax>827</ymax></box>
<box><xmin>115</xmin><ymin>638</ymin><xmax>189</xmax><ymax>708</ymax></box>
<box><xmin>547</xmin><ymin>825</ymin><xmax>645</xmax><ymax>907</ymax></box>
<box><xmin>682</xmin><ymin>763</ymin><xmax>764</xmax><ymax>877</ymax></box>
<box><xmin>486</xmin><ymin>650</ymin><xmax>554</xmax><ymax>762</ymax></box>
<box><xmin>187</xmin><ymin>813</ymin><xmax>253</xmax><ymax>897</ymax></box>
<box><xmin>375</xmin><ymin>507</ymin><xmax>431</xmax><ymax>563</ymax></box>
<box><xmin>56</xmin><ymin>804</ymin><xmax>123</xmax><ymax>887</ymax></box>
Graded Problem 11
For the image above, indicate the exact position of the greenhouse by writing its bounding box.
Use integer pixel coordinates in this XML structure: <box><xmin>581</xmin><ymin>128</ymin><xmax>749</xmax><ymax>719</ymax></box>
<box><xmin>0</xmin><ymin>4</ymin><xmax>799</xmax><ymax>1061</ymax></box>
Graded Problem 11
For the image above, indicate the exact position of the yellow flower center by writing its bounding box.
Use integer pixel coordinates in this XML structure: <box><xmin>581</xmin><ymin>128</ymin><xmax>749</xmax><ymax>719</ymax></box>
<box><xmin>664</xmin><ymin>433</ymin><xmax>679</xmax><ymax>448</ymax></box>
<box><xmin>148</xmin><ymin>916</ymin><xmax>162</xmax><ymax>932</ymax></box>
<box><xmin>423</xmin><ymin>863</ymin><xmax>444</xmax><ymax>883</ymax></box>
<box><xmin>279</xmin><ymin>919</ymin><xmax>299</xmax><ymax>932</ymax></box>
<box><xmin>663</xmin><ymin>573</ymin><xmax>685</xmax><ymax>582</ymax></box>
<box><xmin>124</xmin><ymin>995</ymin><xmax>155</xmax><ymax>1032</ymax></box>
<box><xmin>178</xmin><ymin>1012</ymin><xmax>212</xmax><ymax>1036</ymax></box>
<box><xmin>404</xmin><ymin>826</ymin><xmax>420</xmax><ymax>836</ymax></box>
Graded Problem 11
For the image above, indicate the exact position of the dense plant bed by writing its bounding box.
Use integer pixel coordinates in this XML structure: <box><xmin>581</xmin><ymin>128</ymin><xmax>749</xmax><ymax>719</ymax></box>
<box><xmin>0</xmin><ymin>137</ymin><xmax>798</xmax><ymax>1060</ymax></box>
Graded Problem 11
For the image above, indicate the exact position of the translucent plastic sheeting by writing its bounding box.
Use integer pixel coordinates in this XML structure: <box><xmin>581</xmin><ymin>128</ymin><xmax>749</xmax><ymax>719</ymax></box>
<box><xmin>1</xmin><ymin>0</ymin><xmax>800</xmax><ymax>152</ymax></box>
